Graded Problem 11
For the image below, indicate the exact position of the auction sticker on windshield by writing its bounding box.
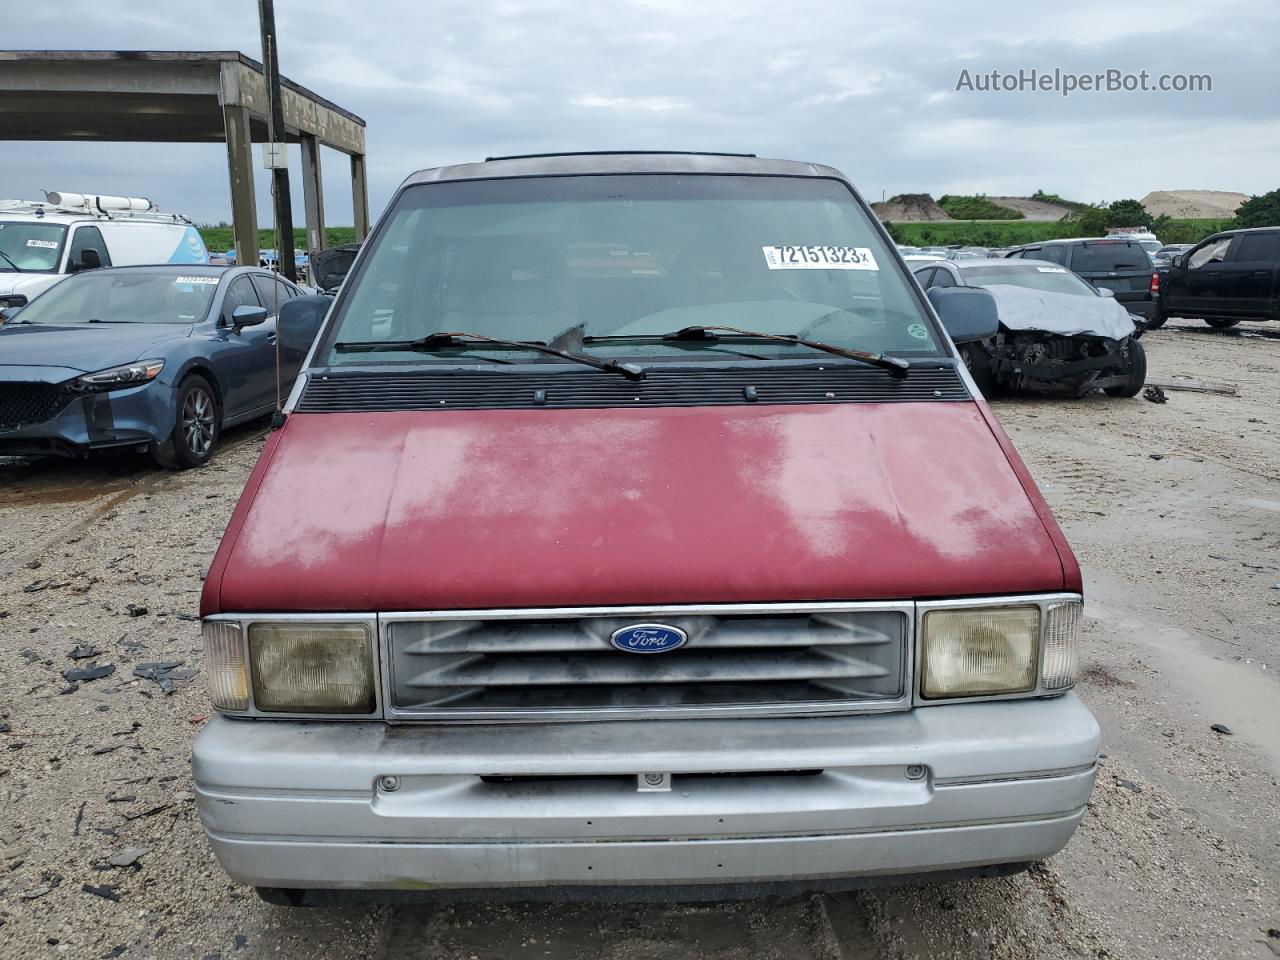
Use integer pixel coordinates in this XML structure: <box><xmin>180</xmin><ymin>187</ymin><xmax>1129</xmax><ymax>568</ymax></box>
<box><xmin>1036</xmin><ymin>266</ymin><xmax>1068</xmax><ymax>273</ymax></box>
<box><xmin>763</xmin><ymin>245</ymin><xmax>878</xmax><ymax>271</ymax></box>
<box><xmin>175</xmin><ymin>276</ymin><xmax>220</xmax><ymax>284</ymax></box>
<box><xmin>26</xmin><ymin>239</ymin><xmax>59</xmax><ymax>249</ymax></box>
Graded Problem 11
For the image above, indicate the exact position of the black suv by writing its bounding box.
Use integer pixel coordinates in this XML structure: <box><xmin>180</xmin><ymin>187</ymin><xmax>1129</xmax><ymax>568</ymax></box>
<box><xmin>1150</xmin><ymin>227</ymin><xmax>1280</xmax><ymax>329</ymax></box>
<box><xmin>1005</xmin><ymin>238</ymin><xmax>1156</xmax><ymax>319</ymax></box>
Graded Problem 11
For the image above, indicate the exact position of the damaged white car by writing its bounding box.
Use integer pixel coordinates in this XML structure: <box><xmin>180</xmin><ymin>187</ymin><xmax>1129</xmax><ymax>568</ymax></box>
<box><xmin>914</xmin><ymin>258</ymin><xmax>1147</xmax><ymax>398</ymax></box>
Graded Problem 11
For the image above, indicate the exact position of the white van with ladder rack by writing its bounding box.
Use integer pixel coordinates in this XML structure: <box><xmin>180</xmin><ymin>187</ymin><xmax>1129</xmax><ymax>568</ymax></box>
<box><xmin>0</xmin><ymin>192</ymin><xmax>209</xmax><ymax>313</ymax></box>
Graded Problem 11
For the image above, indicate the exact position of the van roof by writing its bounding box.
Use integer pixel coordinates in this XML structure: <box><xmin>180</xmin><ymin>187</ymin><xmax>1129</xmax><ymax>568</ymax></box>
<box><xmin>0</xmin><ymin>199</ymin><xmax>192</xmax><ymax>226</ymax></box>
<box><xmin>404</xmin><ymin>152</ymin><xmax>845</xmax><ymax>186</ymax></box>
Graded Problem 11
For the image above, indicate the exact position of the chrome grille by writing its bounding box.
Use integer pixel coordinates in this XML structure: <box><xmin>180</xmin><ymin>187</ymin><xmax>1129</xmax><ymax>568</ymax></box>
<box><xmin>383</xmin><ymin>605</ymin><xmax>910</xmax><ymax>721</ymax></box>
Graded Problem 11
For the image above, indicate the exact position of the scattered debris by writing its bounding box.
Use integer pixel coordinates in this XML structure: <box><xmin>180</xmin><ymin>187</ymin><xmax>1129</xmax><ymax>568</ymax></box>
<box><xmin>106</xmin><ymin>846</ymin><xmax>149</xmax><ymax>868</ymax></box>
<box><xmin>133</xmin><ymin>661</ymin><xmax>196</xmax><ymax>694</ymax></box>
<box><xmin>67</xmin><ymin>644</ymin><xmax>102</xmax><ymax>660</ymax></box>
<box><xmin>1149</xmin><ymin>454</ymin><xmax>1165</xmax><ymax>461</ymax></box>
<box><xmin>24</xmin><ymin>559</ymin><xmax>41</xmax><ymax>569</ymax></box>
<box><xmin>23</xmin><ymin>578</ymin><xmax>69</xmax><ymax>593</ymax></box>
<box><xmin>1146</xmin><ymin>377</ymin><xmax>1239</xmax><ymax>397</ymax></box>
<box><xmin>124</xmin><ymin>803</ymin><xmax>172</xmax><ymax>821</ymax></box>
<box><xmin>1116</xmin><ymin>778</ymin><xmax>1143</xmax><ymax>793</ymax></box>
<box><xmin>125</xmin><ymin>603</ymin><xmax>149</xmax><ymax>617</ymax></box>
<box><xmin>62</xmin><ymin>664</ymin><xmax>115</xmax><ymax>684</ymax></box>
<box><xmin>73</xmin><ymin>800</ymin><xmax>87</xmax><ymax>836</ymax></box>
<box><xmin>1210</xmin><ymin>723</ymin><xmax>1234</xmax><ymax>735</ymax></box>
<box><xmin>1142</xmin><ymin>384</ymin><xmax>1167</xmax><ymax>404</ymax></box>
<box><xmin>21</xmin><ymin>872</ymin><xmax>63</xmax><ymax>900</ymax></box>
<box><xmin>81</xmin><ymin>882</ymin><xmax>121</xmax><ymax>901</ymax></box>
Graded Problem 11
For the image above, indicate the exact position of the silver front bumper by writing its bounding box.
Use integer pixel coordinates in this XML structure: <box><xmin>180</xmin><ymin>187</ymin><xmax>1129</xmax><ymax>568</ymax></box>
<box><xmin>193</xmin><ymin>694</ymin><xmax>1099</xmax><ymax>892</ymax></box>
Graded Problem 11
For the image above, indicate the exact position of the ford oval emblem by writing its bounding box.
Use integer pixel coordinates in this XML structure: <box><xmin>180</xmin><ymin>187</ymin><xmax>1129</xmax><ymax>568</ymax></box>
<box><xmin>609</xmin><ymin>623</ymin><xmax>688</xmax><ymax>654</ymax></box>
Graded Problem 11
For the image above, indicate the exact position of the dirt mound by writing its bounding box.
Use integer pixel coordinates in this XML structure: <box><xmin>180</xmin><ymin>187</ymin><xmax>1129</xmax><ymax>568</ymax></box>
<box><xmin>872</xmin><ymin>193</ymin><xmax>951</xmax><ymax>221</ymax></box>
<box><xmin>1141</xmin><ymin>190</ymin><xmax>1249</xmax><ymax>219</ymax></box>
<box><xmin>988</xmin><ymin>196</ymin><xmax>1074</xmax><ymax>221</ymax></box>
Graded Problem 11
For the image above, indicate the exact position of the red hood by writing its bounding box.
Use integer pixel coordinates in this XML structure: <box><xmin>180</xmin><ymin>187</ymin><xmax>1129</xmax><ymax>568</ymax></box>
<box><xmin>202</xmin><ymin>402</ymin><xmax>1077</xmax><ymax>614</ymax></box>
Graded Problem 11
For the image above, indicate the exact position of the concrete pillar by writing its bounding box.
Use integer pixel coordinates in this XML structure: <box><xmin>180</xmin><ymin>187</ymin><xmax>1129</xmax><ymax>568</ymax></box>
<box><xmin>300</xmin><ymin>133</ymin><xmax>325</xmax><ymax>258</ymax></box>
<box><xmin>222</xmin><ymin>104</ymin><xmax>258</xmax><ymax>268</ymax></box>
<box><xmin>351</xmin><ymin>153</ymin><xmax>370</xmax><ymax>240</ymax></box>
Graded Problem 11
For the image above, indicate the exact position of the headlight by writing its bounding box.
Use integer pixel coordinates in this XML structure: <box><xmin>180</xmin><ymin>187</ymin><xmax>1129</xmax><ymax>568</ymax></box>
<box><xmin>249</xmin><ymin>622</ymin><xmax>375</xmax><ymax>713</ymax></box>
<box><xmin>76</xmin><ymin>359</ymin><xmax>165</xmax><ymax>391</ymax></box>
<box><xmin>921</xmin><ymin>605</ymin><xmax>1040</xmax><ymax>698</ymax></box>
<box><xmin>201</xmin><ymin>620</ymin><xmax>376</xmax><ymax>714</ymax></box>
<box><xmin>919</xmin><ymin>599</ymin><xmax>1083</xmax><ymax>699</ymax></box>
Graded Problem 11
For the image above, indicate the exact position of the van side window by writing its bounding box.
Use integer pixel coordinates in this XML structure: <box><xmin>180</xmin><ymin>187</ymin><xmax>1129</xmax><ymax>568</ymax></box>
<box><xmin>1036</xmin><ymin>246</ymin><xmax>1066</xmax><ymax>265</ymax></box>
<box><xmin>67</xmin><ymin>226</ymin><xmax>112</xmax><ymax>271</ymax></box>
<box><xmin>222</xmin><ymin>276</ymin><xmax>261</xmax><ymax>325</ymax></box>
<box><xmin>931</xmin><ymin>267</ymin><xmax>957</xmax><ymax>287</ymax></box>
<box><xmin>913</xmin><ymin>267</ymin><xmax>935</xmax><ymax>288</ymax></box>
<box><xmin>1229</xmin><ymin>232</ymin><xmax>1280</xmax><ymax>264</ymax></box>
<box><xmin>1188</xmin><ymin>237</ymin><xmax>1232</xmax><ymax>270</ymax></box>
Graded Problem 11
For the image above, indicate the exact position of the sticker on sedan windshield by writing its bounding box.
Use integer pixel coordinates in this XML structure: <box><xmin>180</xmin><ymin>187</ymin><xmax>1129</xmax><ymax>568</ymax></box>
<box><xmin>1036</xmin><ymin>266</ymin><xmax>1067</xmax><ymax>273</ymax></box>
<box><xmin>907</xmin><ymin>323</ymin><xmax>929</xmax><ymax>340</ymax></box>
<box><xmin>762</xmin><ymin>245</ymin><xmax>878</xmax><ymax>271</ymax></box>
<box><xmin>174</xmin><ymin>276</ymin><xmax>219</xmax><ymax>284</ymax></box>
<box><xmin>26</xmin><ymin>239</ymin><xmax>58</xmax><ymax>249</ymax></box>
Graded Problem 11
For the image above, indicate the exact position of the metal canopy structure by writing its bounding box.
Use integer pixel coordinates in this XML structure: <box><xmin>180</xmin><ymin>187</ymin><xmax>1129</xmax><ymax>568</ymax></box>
<box><xmin>0</xmin><ymin>50</ymin><xmax>369</xmax><ymax>268</ymax></box>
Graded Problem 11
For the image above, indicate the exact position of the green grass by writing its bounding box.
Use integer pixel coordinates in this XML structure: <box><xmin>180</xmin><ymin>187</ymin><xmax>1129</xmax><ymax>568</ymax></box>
<box><xmin>937</xmin><ymin>195</ymin><xmax>1024</xmax><ymax>220</ymax></box>
<box><xmin>887</xmin><ymin>218</ymin><xmax>1235</xmax><ymax>248</ymax></box>
<box><xmin>197</xmin><ymin>226</ymin><xmax>359</xmax><ymax>253</ymax></box>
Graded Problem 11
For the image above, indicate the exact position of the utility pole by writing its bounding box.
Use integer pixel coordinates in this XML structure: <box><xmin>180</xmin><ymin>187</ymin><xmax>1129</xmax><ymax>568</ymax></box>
<box><xmin>258</xmin><ymin>0</ymin><xmax>297</xmax><ymax>281</ymax></box>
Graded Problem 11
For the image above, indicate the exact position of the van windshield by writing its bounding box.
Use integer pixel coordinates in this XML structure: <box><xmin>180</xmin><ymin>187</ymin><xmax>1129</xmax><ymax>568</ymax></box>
<box><xmin>324</xmin><ymin>175</ymin><xmax>941</xmax><ymax>365</ymax></box>
<box><xmin>0</xmin><ymin>221</ymin><xmax>67</xmax><ymax>272</ymax></box>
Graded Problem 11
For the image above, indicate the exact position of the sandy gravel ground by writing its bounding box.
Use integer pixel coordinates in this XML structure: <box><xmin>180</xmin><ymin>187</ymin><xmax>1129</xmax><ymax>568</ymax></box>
<box><xmin>1</xmin><ymin>321</ymin><xmax>1278</xmax><ymax>960</ymax></box>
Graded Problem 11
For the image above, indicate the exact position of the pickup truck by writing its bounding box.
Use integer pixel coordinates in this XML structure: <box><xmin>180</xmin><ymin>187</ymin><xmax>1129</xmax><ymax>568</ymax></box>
<box><xmin>195</xmin><ymin>152</ymin><xmax>1099</xmax><ymax>905</ymax></box>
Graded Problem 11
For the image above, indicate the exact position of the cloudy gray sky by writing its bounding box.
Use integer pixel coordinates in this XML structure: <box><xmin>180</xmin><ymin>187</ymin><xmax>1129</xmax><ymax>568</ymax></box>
<box><xmin>5</xmin><ymin>0</ymin><xmax>1278</xmax><ymax>227</ymax></box>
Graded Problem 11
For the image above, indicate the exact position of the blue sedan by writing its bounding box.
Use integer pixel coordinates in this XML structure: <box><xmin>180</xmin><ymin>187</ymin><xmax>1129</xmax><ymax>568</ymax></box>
<box><xmin>0</xmin><ymin>265</ymin><xmax>324</xmax><ymax>468</ymax></box>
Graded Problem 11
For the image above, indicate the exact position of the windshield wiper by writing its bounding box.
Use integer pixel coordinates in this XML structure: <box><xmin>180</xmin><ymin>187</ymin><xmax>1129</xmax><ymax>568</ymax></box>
<box><xmin>598</xmin><ymin>325</ymin><xmax>910</xmax><ymax>379</ymax></box>
<box><xmin>333</xmin><ymin>331</ymin><xmax>646</xmax><ymax>381</ymax></box>
<box><xmin>0</xmin><ymin>250</ymin><xmax>22</xmax><ymax>272</ymax></box>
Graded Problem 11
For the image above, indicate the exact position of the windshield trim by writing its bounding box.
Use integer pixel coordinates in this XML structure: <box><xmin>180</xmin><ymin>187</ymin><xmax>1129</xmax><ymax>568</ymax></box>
<box><xmin>310</xmin><ymin>172</ymin><xmax>949</xmax><ymax>371</ymax></box>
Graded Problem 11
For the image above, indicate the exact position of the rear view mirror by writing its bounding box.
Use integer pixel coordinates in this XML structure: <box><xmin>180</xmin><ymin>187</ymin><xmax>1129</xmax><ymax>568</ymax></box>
<box><xmin>231</xmin><ymin>304</ymin><xmax>269</xmax><ymax>329</ymax></box>
<box><xmin>71</xmin><ymin>248</ymin><xmax>102</xmax><ymax>272</ymax></box>
<box><xmin>1172</xmin><ymin>254</ymin><xmax>1187</xmax><ymax>269</ymax></box>
<box><xmin>278</xmin><ymin>295</ymin><xmax>330</xmax><ymax>355</ymax></box>
<box><xmin>1096</xmin><ymin>287</ymin><xmax>1116</xmax><ymax>298</ymax></box>
<box><xmin>927</xmin><ymin>286</ymin><xmax>999</xmax><ymax>344</ymax></box>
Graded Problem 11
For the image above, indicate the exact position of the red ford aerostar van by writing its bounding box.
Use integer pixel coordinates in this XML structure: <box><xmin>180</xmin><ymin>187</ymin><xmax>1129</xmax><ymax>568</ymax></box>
<box><xmin>195</xmin><ymin>153</ymin><xmax>1098</xmax><ymax>905</ymax></box>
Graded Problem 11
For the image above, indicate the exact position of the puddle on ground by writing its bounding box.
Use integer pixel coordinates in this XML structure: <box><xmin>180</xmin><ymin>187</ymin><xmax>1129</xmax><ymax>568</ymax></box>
<box><xmin>1084</xmin><ymin>570</ymin><xmax>1280</xmax><ymax>775</ymax></box>
<box><xmin>0</xmin><ymin>458</ymin><xmax>148</xmax><ymax>508</ymax></box>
